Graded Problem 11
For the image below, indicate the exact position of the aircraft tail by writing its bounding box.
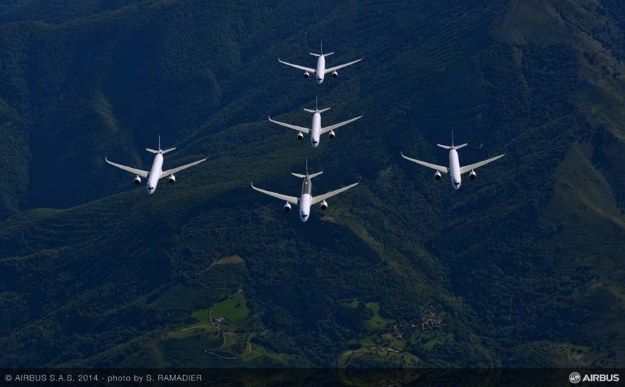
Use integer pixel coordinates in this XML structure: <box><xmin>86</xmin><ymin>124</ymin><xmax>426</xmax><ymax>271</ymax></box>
<box><xmin>436</xmin><ymin>143</ymin><xmax>467</xmax><ymax>150</ymax></box>
<box><xmin>303</xmin><ymin>96</ymin><xmax>330</xmax><ymax>113</ymax></box>
<box><xmin>303</xmin><ymin>107</ymin><xmax>330</xmax><ymax>114</ymax></box>
<box><xmin>146</xmin><ymin>147</ymin><xmax>176</xmax><ymax>154</ymax></box>
<box><xmin>292</xmin><ymin>158</ymin><xmax>323</xmax><ymax>179</ymax></box>
<box><xmin>292</xmin><ymin>171</ymin><xmax>323</xmax><ymax>179</ymax></box>
<box><xmin>146</xmin><ymin>135</ymin><xmax>175</xmax><ymax>154</ymax></box>
<box><xmin>438</xmin><ymin>132</ymin><xmax>467</xmax><ymax>150</ymax></box>
<box><xmin>310</xmin><ymin>41</ymin><xmax>333</xmax><ymax>57</ymax></box>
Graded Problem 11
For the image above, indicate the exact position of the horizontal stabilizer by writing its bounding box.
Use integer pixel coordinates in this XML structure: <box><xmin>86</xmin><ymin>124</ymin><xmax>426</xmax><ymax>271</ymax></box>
<box><xmin>292</xmin><ymin>171</ymin><xmax>324</xmax><ymax>179</ymax></box>
<box><xmin>303</xmin><ymin>107</ymin><xmax>331</xmax><ymax>114</ymax></box>
<box><xmin>436</xmin><ymin>144</ymin><xmax>451</xmax><ymax>150</ymax></box>
<box><xmin>146</xmin><ymin>147</ymin><xmax>176</xmax><ymax>154</ymax></box>
<box><xmin>309</xmin><ymin>52</ymin><xmax>320</xmax><ymax>57</ymax></box>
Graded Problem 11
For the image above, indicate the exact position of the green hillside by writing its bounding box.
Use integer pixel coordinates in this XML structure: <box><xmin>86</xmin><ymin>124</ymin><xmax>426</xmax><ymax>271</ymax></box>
<box><xmin>0</xmin><ymin>0</ymin><xmax>624</xmax><ymax>367</ymax></box>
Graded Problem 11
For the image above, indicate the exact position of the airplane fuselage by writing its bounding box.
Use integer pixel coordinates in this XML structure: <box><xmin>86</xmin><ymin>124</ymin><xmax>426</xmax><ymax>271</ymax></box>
<box><xmin>299</xmin><ymin>177</ymin><xmax>313</xmax><ymax>221</ymax></box>
<box><xmin>448</xmin><ymin>148</ymin><xmax>461</xmax><ymax>190</ymax></box>
<box><xmin>311</xmin><ymin>112</ymin><xmax>322</xmax><ymax>147</ymax></box>
<box><xmin>316</xmin><ymin>55</ymin><xmax>326</xmax><ymax>84</ymax></box>
<box><xmin>147</xmin><ymin>153</ymin><xmax>163</xmax><ymax>194</ymax></box>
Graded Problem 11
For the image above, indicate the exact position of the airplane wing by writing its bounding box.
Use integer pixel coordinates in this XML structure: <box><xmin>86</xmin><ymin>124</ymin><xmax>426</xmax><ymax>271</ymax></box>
<box><xmin>160</xmin><ymin>158</ymin><xmax>207</xmax><ymax>179</ymax></box>
<box><xmin>321</xmin><ymin>114</ymin><xmax>363</xmax><ymax>134</ymax></box>
<box><xmin>400</xmin><ymin>152</ymin><xmax>448</xmax><ymax>174</ymax></box>
<box><xmin>324</xmin><ymin>58</ymin><xmax>363</xmax><ymax>74</ymax></box>
<box><xmin>251</xmin><ymin>183</ymin><xmax>299</xmax><ymax>205</ymax></box>
<box><xmin>105</xmin><ymin>157</ymin><xmax>149</xmax><ymax>178</ymax></box>
<box><xmin>459</xmin><ymin>154</ymin><xmax>505</xmax><ymax>174</ymax></box>
<box><xmin>311</xmin><ymin>181</ymin><xmax>359</xmax><ymax>205</ymax></box>
<box><xmin>268</xmin><ymin>116</ymin><xmax>310</xmax><ymax>134</ymax></box>
<box><xmin>278</xmin><ymin>58</ymin><xmax>315</xmax><ymax>73</ymax></box>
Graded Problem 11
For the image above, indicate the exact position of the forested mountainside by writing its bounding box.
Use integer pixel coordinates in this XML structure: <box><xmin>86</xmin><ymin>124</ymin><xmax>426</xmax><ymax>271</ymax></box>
<box><xmin>1</xmin><ymin>0</ymin><xmax>624</xmax><ymax>367</ymax></box>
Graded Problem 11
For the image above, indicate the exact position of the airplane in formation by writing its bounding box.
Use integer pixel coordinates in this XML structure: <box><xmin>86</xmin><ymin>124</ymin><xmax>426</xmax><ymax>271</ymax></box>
<box><xmin>251</xmin><ymin>160</ymin><xmax>359</xmax><ymax>222</ymax></box>
<box><xmin>278</xmin><ymin>42</ymin><xmax>362</xmax><ymax>84</ymax></box>
<box><xmin>105</xmin><ymin>137</ymin><xmax>206</xmax><ymax>194</ymax></box>
<box><xmin>268</xmin><ymin>97</ymin><xmax>363</xmax><ymax>147</ymax></box>
<box><xmin>401</xmin><ymin>134</ymin><xmax>505</xmax><ymax>190</ymax></box>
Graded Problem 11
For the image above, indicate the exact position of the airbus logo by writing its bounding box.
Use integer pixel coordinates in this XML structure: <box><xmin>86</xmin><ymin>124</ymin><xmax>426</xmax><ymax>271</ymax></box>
<box><xmin>569</xmin><ymin>372</ymin><xmax>620</xmax><ymax>384</ymax></box>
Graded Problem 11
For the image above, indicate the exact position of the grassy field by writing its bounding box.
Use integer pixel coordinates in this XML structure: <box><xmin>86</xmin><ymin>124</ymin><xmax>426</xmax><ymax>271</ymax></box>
<box><xmin>364</xmin><ymin>302</ymin><xmax>394</xmax><ymax>330</ymax></box>
<box><xmin>212</xmin><ymin>291</ymin><xmax>249</xmax><ymax>323</ymax></box>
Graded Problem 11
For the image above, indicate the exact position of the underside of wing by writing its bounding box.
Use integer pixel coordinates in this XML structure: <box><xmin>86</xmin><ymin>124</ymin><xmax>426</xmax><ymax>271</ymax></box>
<box><xmin>105</xmin><ymin>157</ymin><xmax>149</xmax><ymax>178</ymax></box>
<box><xmin>400</xmin><ymin>152</ymin><xmax>448</xmax><ymax>174</ymax></box>
<box><xmin>278</xmin><ymin>59</ymin><xmax>315</xmax><ymax>73</ymax></box>
<box><xmin>320</xmin><ymin>114</ymin><xmax>363</xmax><ymax>134</ymax></box>
<box><xmin>459</xmin><ymin>154</ymin><xmax>505</xmax><ymax>174</ymax></box>
<box><xmin>324</xmin><ymin>58</ymin><xmax>363</xmax><ymax>74</ymax></box>
<box><xmin>160</xmin><ymin>158</ymin><xmax>206</xmax><ymax>179</ymax></box>
<box><xmin>268</xmin><ymin>116</ymin><xmax>310</xmax><ymax>133</ymax></box>
<box><xmin>251</xmin><ymin>183</ymin><xmax>299</xmax><ymax>205</ymax></box>
<box><xmin>311</xmin><ymin>181</ymin><xmax>359</xmax><ymax>205</ymax></box>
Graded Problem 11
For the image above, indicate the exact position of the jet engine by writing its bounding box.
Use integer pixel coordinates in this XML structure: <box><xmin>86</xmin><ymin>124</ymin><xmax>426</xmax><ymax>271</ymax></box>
<box><xmin>320</xmin><ymin>200</ymin><xmax>328</xmax><ymax>210</ymax></box>
<box><xmin>304</xmin><ymin>71</ymin><xmax>310</xmax><ymax>78</ymax></box>
<box><xmin>284</xmin><ymin>202</ymin><xmax>292</xmax><ymax>212</ymax></box>
<box><xmin>134</xmin><ymin>175</ymin><xmax>141</xmax><ymax>185</ymax></box>
<box><xmin>168</xmin><ymin>174</ymin><xmax>176</xmax><ymax>184</ymax></box>
<box><xmin>328</xmin><ymin>130</ymin><xmax>336</xmax><ymax>139</ymax></box>
<box><xmin>469</xmin><ymin>170</ymin><xmax>476</xmax><ymax>180</ymax></box>
<box><xmin>297</xmin><ymin>132</ymin><xmax>304</xmax><ymax>140</ymax></box>
<box><xmin>332</xmin><ymin>70</ymin><xmax>338</xmax><ymax>78</ymax></box>
<box><xmin>434</xmin><ymin>171</ymin><xmax>442</xmax><ymax>180</ymax></box>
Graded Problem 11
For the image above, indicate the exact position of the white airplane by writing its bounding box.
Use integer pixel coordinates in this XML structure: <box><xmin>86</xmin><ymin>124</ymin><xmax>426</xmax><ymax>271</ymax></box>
<box><xmin>105</xmin><ymin>137</ymin><xmax>206</xmax><ymax>194</ymax></box>
<box><xmin>401</xmin><ymin>134</ymin><xmax>504</xmax><ymax>190</ymax></box>
<box><xmin>278</xmin><ymin>42</ymin><xmax>362</xmax><ymax>84</ymax></box>
<box><xmin>268</xmin><ymin>97</ymin><xmax>363</xmax><ymax>147</ymax></box>
<box><xmin>251</xmin><ymin>161</ymin><xmax>359</xmax><ymax>222</ymax></box>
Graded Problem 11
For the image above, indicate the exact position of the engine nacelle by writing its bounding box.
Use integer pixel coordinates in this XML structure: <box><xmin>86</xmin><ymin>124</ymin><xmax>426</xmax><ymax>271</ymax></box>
<box><xmin>304</xmin><ymin>71</ymin><xmax>310</xmax><ymax>79</ymax></box>
<box><xmin>284</xmin><ymin>202</ymin><xmax>292</xmax><ymax>212</ymax></box>
<box><xmin>469</xmin><ymin>170</ymin><xmax>476</xmax><ymax>180</ymax></box>
<box><xmin>134</xmin><ymin>175</ymin><xmax>142</xmax><ymax>185</ymax></box>
<box><xmin>297</xmin><ymin>132</ymin><xmax>304</xmax><ymax>140</ymax></box>
<box><xmin>332</xmin><ymin>70</ymin><xmax>338</xmax><ymax>78</ymax></box>
<box><xmin>434</xmin><ymin>171</ymin><xmax>442</xmax><ymax>180</ymax></box>
<box><xmin>168</xmin><ymin>174</ymin><xmax>176</xmax><ymax>184</ymax></box>
<box><xmin>328</xmin><ymin>130</ymin><xmax>336</xmax><ymax>139</ymax></box>
<box><xmin>320</xmin><ymin>200</ymin><xmax>328</xmax><ymax>210</ymax></box>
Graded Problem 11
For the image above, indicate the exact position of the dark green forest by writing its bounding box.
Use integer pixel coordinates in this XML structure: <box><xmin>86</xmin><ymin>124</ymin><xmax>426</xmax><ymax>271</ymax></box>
<box><xmin>1</xmin><ymin>0</ymin><xmax>625</xmax><ymax>367</ymax></box>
